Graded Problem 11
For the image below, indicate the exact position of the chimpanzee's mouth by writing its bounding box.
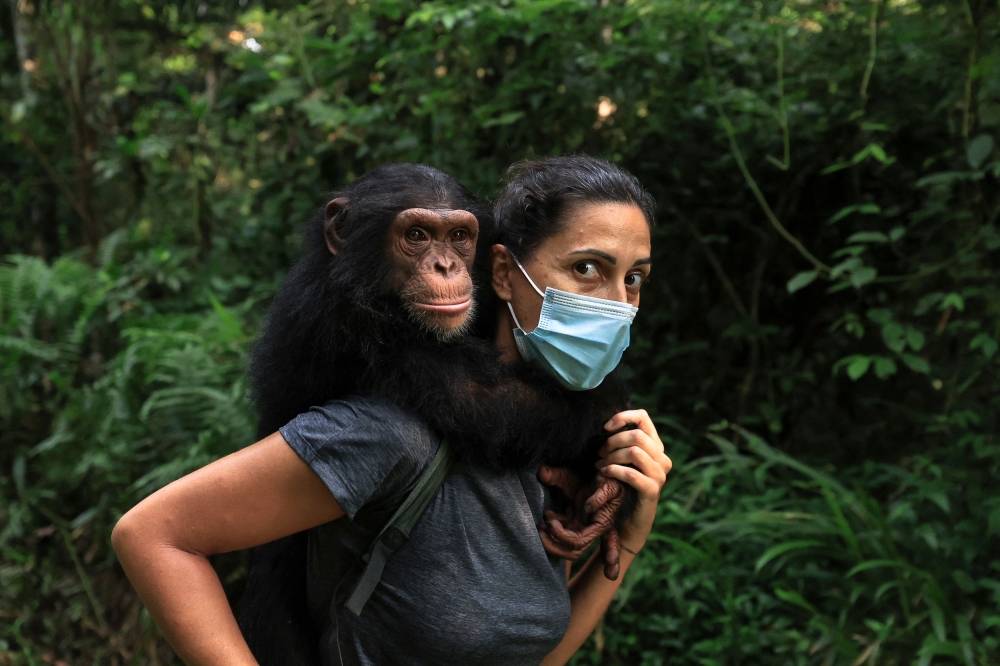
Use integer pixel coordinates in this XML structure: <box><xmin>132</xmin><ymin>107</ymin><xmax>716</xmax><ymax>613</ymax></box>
<box><xmin>414</xmin><ymin>298</ymin><xmax>472</xmax><ymax>314</ymax></box>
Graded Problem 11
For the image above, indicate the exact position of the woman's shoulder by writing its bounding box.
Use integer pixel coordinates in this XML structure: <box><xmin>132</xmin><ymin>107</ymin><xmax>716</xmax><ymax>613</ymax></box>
<box><xmin>280</xmin><ymin>396</ymin><xmax>438</xmax><ymax>519</ymax></box>
<box><xmin>309</xmin><ymin>395</ymin><xmax>428</xmax><ymax>431</ymax></box>
<box><xmin>281</xmin><ymin>396</ymin><xmax>436</xmax><ymax>470</ymax></box>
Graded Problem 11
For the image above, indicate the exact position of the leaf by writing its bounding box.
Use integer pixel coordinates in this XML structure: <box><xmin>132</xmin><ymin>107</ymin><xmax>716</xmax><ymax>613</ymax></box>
<box><xmin>907</xmin><ymin>328</ymin><xmax>926</xmax><ymax>352</ymax></box>
<box><xmin>754</xmin><ymin>540</ymin><xmax>824</xmax><ymax>572</ymax></box>
<box><xmin>208</xmin><ymin>295</ymin><xmax>243</xmax><ymax>342</ymax></box>
<box><xmin>13</xmin><ymin>455</ymin><xmax>26</xmax><ymax>495</ymax></box>
<box><xmin>786</xmin><ymin>270</ymin><xmax>818</xmax><ymax>294</ymax></box>
<box><xmin>901</xmin><ymin>354</ymin><xmax>930</xmax><ymax>374</ymax></box>
<box><xmin>827</xmin><ymin>206</ymin><xmax>857</xmax><ymax>224</ymax></box>
<box><xmin>29</xmin><ymin>420</ymin><xmax>73</xmax><ymax>457</ymax></box>
<box><xmin>881</xmin><ymin>322</ymin><xmax>906</xmax><ymax>353</ymax></box>
<box><xmin>774</xmin><ymin>588</ymin><xmax>816</xmax><ymax>612</ymax></box>
<box><xmin>939</xmin><ymin>293</ymin><xmax>965</xmax><ymax>311</ymax></box>
<box><xmin>866</xmin><ymin>308</ymin><xmax>892</xmax><ymax>325</ymax></box>
<box><xmin>832</xmin><ymin>245</ymin><xmax>867</xmax><ymax>258</ymax></box>
<box><xmin>873</xmin><ymin>357</ymin><xmax>897</xmax><ymax>379</ymax></box>
<box><xmin>71</xmin><ymin>507</ymin><xmax>99</xmax><ymax>529</ymax></box>
<box><xmin>926</xmin><ymin>491</ymin><xmax>951</xmax><ymax>514</ymax></box>
<box><xmin>830</xmin><ymin>257</ymin><xmax>862</xmax><ymax>279</ymax></box>
<box><xmin>970</xmin><ymin>333</ymin><xmax>998</xmax><ymax>360</ymax></box>
<box><xmin>850</xmin><ymin>266</ymin><xmax>877</xmax><ymax>288</ymax></box>
<box><xmin>846</xmin><ymin>559</ymin><xmax>908</xmax><ymax>577</ymax></box>
<box><xmin>916</xmin><ymin>171</ymin><xmax>982</xmax><ymax>187</ymax></box>
<box><xmin>481</xmin><ymin>111</ymin><xmax>525</xmax><ymax>128</ymax></box>
<box><xmin>868</xmin><ymin>143</ymin><xmax>890</xmax><ymax>163</ymax></box>
<box><xmin>827</xmin><ymin>203</ymin><xmax>880</xmax><ymax>224</ymax></box>
<box><xmin>299</xmin><ymin>97</ymin><xmax>348</xmax><ymax>127</ymax></box>
<box><xmin>928</xmin><ymin>600</ymin><xmax>948</xmax><ymax>642</ymax></box>
<box><xmin>967</xmin><ymin>133</ymin><xmax>995</xmax><ymax>169</ymax></box>
<box><xmin>955</xmin><ymin>613</ymin><xmax>975</xmax><ymax>666</ymax></box>
<box><xmin>821</xmin><ymin>161</ymin><xmax>853</xmax><ymax>175</ymax></box>
<box><xmin>889</xmin><ymin>226</ymin><xmax>906</xmax><ymax>242</ymax></box>
<box><xmin>0</xmin><ymin>335</ymin><xmax>62</xmax><ymax>361</ymax></box>
<box><xmin>175</xmin><ymin>84</ymin><xmax>192</xmax><ymax>106</ymax></box>
<box><xmin>847</xmin><ymin>355</ymin><xmax>872</xmax><ymax>380</ymax></box>
<box><xmin>846</xmin><ymin>231</ymin><xmax>888</xmax><ymax>244</ymax></box>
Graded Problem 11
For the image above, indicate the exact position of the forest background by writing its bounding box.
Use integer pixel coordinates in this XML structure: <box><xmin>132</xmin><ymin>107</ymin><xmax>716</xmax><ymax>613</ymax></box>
<box><xmin>1</xmin><ymin>0</ymin><xmax>999</xmax><ymax>664</ymax></box>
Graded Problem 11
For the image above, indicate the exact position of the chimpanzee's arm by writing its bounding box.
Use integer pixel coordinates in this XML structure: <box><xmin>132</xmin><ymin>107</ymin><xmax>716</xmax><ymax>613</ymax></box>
<box><xmin>541</xmin><ymin>409</ymin><xmax>671</xmax><ymax>666</ymax></box>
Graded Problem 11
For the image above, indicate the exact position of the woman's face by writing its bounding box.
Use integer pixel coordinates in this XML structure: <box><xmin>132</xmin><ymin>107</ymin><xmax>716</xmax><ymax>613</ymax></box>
<box><xmin>493</xmin><ymin>201</ymin><xmax>652</xmax><ymax>334</ymax></box>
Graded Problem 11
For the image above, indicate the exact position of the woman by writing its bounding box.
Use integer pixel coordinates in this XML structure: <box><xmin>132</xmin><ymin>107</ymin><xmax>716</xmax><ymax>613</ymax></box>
<box><xmin>112</xmin><ymin>156</ymin><xmax>671</xmax><ymax>665</ymax></box>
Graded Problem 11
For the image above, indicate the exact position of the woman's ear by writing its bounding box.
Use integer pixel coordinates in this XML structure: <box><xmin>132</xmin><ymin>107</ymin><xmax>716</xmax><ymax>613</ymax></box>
<box><xmin>491</xmin><ymin>244</ymin><xmax>513</xmax><ymax>301</ymax></box>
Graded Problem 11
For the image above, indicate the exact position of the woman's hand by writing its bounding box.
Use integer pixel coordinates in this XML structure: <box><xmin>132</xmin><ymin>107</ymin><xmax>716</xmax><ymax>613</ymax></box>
<box><xmin>596</xmin><ymin>409</ymin><xmax>671</xmax><ymax>553</ymax></box>
<box><xmin>539</xmin><ymin>409</ymin><xmax>670</xmax><ymax>666</ymax></box>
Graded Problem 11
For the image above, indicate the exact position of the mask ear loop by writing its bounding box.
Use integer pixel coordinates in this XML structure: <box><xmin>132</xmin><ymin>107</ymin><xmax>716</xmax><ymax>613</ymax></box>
<box><xmin>507</xmin><ymin>301</ymin><xmax>524</xmax><ymax>330</ymax></box>
<box><xmin>507</xmin><ymin>250</ymin><xmax>546</xmax><ymax>298</ymax></box>
<box><xmin>506</xmin><ymin>248</ymin><xmax>546</xmax><ymax>331</ymax></box>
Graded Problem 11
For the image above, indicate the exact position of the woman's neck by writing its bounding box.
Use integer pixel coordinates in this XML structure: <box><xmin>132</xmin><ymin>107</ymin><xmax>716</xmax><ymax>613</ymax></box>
<box><xmin>493</xmin><ymin>303</ymin><xmax>521</xmax><ymax>363</ymax></box>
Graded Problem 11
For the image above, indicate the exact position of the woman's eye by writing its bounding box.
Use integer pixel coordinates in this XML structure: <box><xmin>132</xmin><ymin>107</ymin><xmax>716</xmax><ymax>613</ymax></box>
<box><xmin>574</xmin><ymin>262</ymin><xmax>599</xmax><ymax>278</ymax></box>
<box><xmin>625</xmin><ymin>273</ymin><xmax>645</xmax><ymax>288</ymax></box>
<box><xmin>406</xmin><ymin>228</ymin><xmax>427</xmax><ymax>242</ymax></box>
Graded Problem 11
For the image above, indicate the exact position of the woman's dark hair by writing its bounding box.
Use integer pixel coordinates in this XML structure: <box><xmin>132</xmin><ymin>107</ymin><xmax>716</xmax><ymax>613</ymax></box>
<box><xmin>492</xmin><ymin>155</ymin><xmax>655</xmax><ymax>260</ymax></box>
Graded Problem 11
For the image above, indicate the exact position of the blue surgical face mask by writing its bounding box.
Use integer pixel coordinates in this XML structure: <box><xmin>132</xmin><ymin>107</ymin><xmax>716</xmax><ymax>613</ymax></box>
<box><xmin>506</xmin><ymin>252</ymin><xmax>638</xmax><ymax>391</ymax></box>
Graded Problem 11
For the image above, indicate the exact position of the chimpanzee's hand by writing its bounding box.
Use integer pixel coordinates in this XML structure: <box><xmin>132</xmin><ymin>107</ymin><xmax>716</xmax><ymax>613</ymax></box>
<box><xmin>536</xmin><ymin>466</ymin><xmax>628</xmax><ymax>579</ymax></box>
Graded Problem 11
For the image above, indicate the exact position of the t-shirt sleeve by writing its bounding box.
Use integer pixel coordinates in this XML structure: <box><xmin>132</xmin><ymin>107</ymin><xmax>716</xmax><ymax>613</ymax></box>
<box><xmin>279</xmin><ymin>397</ymin><xmax>436</xmax><ymax>520</ymax></box>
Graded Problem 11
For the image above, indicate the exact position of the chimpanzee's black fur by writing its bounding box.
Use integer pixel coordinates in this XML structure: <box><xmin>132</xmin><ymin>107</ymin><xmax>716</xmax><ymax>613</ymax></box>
<box><xmin>237</xmin><ymin>164</ymin><xmax>633</xmax><ymax>665</ymax></box>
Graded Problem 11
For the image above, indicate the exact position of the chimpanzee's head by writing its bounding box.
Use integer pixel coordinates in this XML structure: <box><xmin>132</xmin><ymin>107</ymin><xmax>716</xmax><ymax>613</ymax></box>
<box><xmin>312</xmin><ymin>163</ymin><xmax>493</xmax><ymax>341</ymax></box>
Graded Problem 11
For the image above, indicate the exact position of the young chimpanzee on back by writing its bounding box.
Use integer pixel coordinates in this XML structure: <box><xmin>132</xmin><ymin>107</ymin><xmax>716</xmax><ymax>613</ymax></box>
<box><xmin>239</xmin><ymin>164</ymin><xmax>631</xmax><ymax>665</ymax></box>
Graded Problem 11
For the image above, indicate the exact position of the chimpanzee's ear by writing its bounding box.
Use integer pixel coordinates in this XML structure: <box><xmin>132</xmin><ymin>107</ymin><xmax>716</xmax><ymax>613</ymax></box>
<box><xmin>324</xmin><ymin>197</ymin><xmax>350</xmax><ymax>255</ymax></box>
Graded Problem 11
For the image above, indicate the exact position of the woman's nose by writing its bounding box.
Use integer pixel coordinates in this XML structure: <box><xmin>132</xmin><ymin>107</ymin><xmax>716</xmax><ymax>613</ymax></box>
<box><xmin>601</xmin><ymin>281</ymin><xmax>629</xmax><ymax>304</ymax></box>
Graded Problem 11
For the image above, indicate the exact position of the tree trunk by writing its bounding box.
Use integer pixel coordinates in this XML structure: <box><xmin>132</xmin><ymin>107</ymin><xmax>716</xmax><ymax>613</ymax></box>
<box><xmin>9</xmin><ymin>0</ymin><xmax>37</xmax><ymax>105</ymax></box>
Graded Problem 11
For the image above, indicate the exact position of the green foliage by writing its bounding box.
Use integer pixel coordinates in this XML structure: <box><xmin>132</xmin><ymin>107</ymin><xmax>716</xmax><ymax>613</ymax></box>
<box><xmin>575</xmin><ymin>425</ymin><xmax>1000</xmax><ymax>665</ymax></box>
<box><xmin>1</xmin><ymin>0</ymin><xmax>999</xmax><ymax>663</ymax></box>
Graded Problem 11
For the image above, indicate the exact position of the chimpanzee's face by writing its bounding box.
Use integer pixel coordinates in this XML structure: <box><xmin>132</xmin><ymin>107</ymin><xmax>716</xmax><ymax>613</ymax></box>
<box><xmin>385</xmin><ymin>207</ymin><xmax>479</xmax><ymax>339</ymax></box>
<box><xmin>323</xmin><ymin>197</ymin><xmax>480</xmax><ymax>341</ymax></box>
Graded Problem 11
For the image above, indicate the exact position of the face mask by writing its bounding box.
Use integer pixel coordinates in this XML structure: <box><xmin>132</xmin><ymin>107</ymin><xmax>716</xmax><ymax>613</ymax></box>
<box><xmin>506</xmin><ymin>252</ymin><xmax>638</xmax><ymax>391</ymax></box>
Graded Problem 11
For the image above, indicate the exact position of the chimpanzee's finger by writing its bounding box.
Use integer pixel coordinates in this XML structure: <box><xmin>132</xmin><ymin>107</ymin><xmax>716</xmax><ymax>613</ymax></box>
<box><xmin>546</xmin><ymin>515</ymin><xmax>606</xmax><ymax>550</ymax></box>
<box><xmin>583</xmin><ymin>477</ymin><xmax>624</xmax><ymax>514</ymax></box>
<box><xmin>602</xmin><ymin>529</ymin><xmax>621</xmax><ymax>581</ymax></box>
<box><xmin>540</xmin><ymin>515</ymin><xmax>600</xmax><ymax>552</ymax></box>
<box><xmin>538</xmin><ymin>526</ymin><xmax>585</xmax><ymax>560</ymax></box>
<box><xmin>543</xmin><ymin>509</ymin><xmax>580</xmax><ymax>527</ymax></box>
<box><xmin>537</xmin><ymin>465</ymin><xmax>582</xmax><ymax>500</ymax></box>
<box><xmin>587</xmin><ymin>498</ymin><xmax>620</xmax><ymax>533</ymax></box>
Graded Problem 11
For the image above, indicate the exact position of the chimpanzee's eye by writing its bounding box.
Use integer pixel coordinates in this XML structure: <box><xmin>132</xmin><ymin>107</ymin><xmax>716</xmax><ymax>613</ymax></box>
<box><xmin>574</xmin><ymin>262</ymin><xmax>599</xmax><ymax>278</ymax></box>
<box><xmin>406</xmin><ymin>228</ymin><xmax>427</xmax><ymax>242</ymax></box>
<box><xmin>451</xmin><ymin>229</ymin><xmax>468</xmax><ymax>242</ymax></box>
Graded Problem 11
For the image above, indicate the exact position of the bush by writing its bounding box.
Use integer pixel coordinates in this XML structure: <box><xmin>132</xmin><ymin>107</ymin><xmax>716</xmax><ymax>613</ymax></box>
<box><xmin>1</xmin><ymin>0</ymin><xmax>998</xmax><ymax>663</ymax></box>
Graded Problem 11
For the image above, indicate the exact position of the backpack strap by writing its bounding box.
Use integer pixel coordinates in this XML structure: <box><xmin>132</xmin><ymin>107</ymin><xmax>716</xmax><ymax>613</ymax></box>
<box><xmin>342</xmin><ymin>439</ymin><xmax>455</xmax><ymax>616</ymax></box>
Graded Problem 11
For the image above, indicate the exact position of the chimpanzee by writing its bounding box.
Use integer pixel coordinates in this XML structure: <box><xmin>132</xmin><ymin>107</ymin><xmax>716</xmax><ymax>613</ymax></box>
<box><xmin>238</xmin><ymin>163</ymin><xmax>633</xmax><ymax>666</ymax></box>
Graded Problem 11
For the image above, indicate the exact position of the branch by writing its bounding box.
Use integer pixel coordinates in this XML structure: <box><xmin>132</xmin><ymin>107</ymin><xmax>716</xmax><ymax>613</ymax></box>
<box><xmin>859</xmin><ymin>0</ymin><xmax>879</xmax><ymax>101</ymax></box>
<box><xmin>702</xmin><ymin>36</ymin><xmax>832</xmax><ymax>274</ymax></box>
<box><xmin>679</xmin><ymin>211</ymin><xmax>750</xmax><ymax>321</ymax></box>
<box><xmin>0</xmin><ymin>106</ymin><xmax>94</xmax><ymax>229</ymax></box>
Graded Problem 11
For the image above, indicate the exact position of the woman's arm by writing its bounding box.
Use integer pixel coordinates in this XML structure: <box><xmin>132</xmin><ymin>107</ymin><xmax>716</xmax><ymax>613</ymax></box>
<box><xmin>111</xmin><ymin>432</ymin><xmax>344</xmax><ymax>666</ymax></box>
<box><xmin>540</xmin><ymin>409</ymin><xmax>671</xmax><ymax>666</ymax></box>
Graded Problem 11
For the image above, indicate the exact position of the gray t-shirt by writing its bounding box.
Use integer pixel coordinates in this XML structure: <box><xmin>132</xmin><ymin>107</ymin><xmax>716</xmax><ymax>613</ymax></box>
<box><xmin>279</xmin><ymin>397</ymin><xmax>571</xmax><ymax>666</ymax></box>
